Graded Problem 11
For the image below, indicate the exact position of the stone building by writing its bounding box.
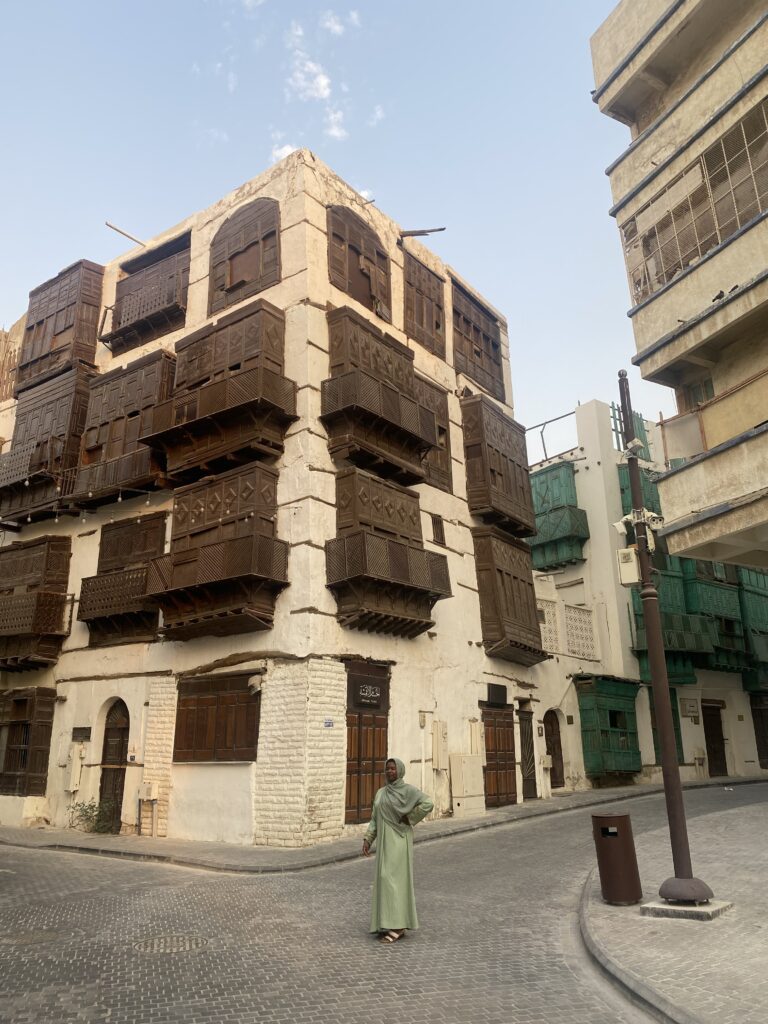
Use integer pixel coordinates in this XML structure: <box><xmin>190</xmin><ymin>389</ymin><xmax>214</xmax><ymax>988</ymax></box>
<box><xmin>590</xmin><ymin>0</ymin><xmax>768</xmax><ymax>569</ymax></box>
<box><xmin>527</xmin><ymin>400</ymin><xmax>768</xmax><ymax>794</ymax></box>
<box><xmin>0</xmin><ymin>151</ymin><xmax>548</xmax><ymax>844</ymax></box>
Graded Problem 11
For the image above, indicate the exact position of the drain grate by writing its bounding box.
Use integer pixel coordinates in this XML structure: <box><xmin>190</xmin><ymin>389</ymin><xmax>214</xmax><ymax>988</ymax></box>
<box><xmin>134</xmin><ymin>935</ymin><xmax>209</xmax><ymax>954</ymax></box>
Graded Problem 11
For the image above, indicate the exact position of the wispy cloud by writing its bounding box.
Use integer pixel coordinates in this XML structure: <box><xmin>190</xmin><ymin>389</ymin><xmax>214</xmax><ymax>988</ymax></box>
<box><xmin>241</xmin><ymin>0</ymin><xmax>267</xmax><ymax>10</ymax></box>
<box><xmin>324</xmin><ymin>107</ymin><xmax>348</xmax><ymax>140</ymax></box>
<box><xmin>368</xmin><ymin>104</ymin><xmax>384</xmax><ymax>126</ymax></box>
<box><xmin>227</xmin><ymin>71</ymin><xmax>238</xmax><ymax>93</ymax></box>
<box><xmin>190</xmin><ymin>62</ymin><xmax>202</xmax><ymax>76</ymax></box>
<box><xmin>285</xmin><ymin>20</ymin><xmax>332</xmax><ymax>101</ymax></box>
<box><xmin>271</xmin><ymin>142</ymin><xmax>298</xmax><ymax>162</ymax></box>
<box><xmin>320</xmin><ymin>10</ymin><xmax>345</xmax><ymax>35</ymax></box>
<box><xmin>348</xmin><ymin>10</ymin><xmax>361</xmax><ymax>27</ymax></box>
<box><xmin>359</xmin><ymin>188</ymin><xmax>374</xmax><ymax>201</ymax></box>
<box><xmin>195</xmin><ymin>125</ymin><xmax>230</xmax><ymax>147</ymax></box>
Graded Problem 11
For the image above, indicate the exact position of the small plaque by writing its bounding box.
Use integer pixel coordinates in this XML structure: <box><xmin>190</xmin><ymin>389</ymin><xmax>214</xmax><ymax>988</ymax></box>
<box><xmin>323</xmin><ymin>718</ymin><xmax>334</xmax><ymax>728</ymax></box>
<box><xmin>680</xmin><ymin>698</ymin><xmax>699</xmax><ymax>717</ymax></box>
<box><xmin>72</xmin><ymin>727</ymin><xmax>91</xmax><ymax>742</ymax></box>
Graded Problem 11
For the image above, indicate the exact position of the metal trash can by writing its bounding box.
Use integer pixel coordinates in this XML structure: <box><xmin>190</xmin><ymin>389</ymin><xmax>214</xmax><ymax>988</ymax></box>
<box><xmin>591</xmin><ymin>812</ymin><xmax>642</xmax><ymax>905</ymax></box>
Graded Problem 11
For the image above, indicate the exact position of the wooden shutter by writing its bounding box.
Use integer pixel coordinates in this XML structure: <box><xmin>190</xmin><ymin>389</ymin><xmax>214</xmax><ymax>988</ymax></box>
<box><xmin>97</xmin><ymin>514</ymin><xmax>166</xmax><ymax>573</ymax></box>
<box><xmin>174</xmin><ymin>676</ymin><xmax>260</xmax><ymax>762</ymax></box>
<box><xmin>404</xmin><ymin>252</ymin><xmax>445</xmax><ymax>356</ymax></box>
<box><xmin>327</xmin><ymin>206</ymin><xmax>391</xmax><ymax>318</ymax></box>
<box><xmin>209</xmin><ymin>198</ymin><xmax>281</xmax><ymax>315</ymax></box>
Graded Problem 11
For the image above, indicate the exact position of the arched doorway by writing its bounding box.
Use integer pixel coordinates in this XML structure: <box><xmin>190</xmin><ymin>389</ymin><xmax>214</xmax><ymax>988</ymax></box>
<box><xmin>544</xmin><ymin>710</ymin><xmax>564</xmax><ymax>789</ymax></box>
<box><xmin>99</xmin><ymin>700</ymin><xmax>130</xmax><ymax>833</ymax></box>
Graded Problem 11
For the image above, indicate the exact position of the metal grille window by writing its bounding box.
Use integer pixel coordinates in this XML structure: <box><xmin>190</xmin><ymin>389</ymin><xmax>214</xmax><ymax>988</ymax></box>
<box><xmin>404</xmin><ymin>253</ymin><xmax>445</xmax><ymax>356</ymax></box>
<box><xmin>174</xmin><ymin>676</ymin><xmax>261</xmax><ymax>762</ymax></box>
<box><xmin>0</xmin><ymin>689</ymin><xmax>56</xmax><ymax>797</ymax></box>
<box><xmin>622</xmin><ymin>97</ymin><xmax>768</xmax><ymax>303</ymax></box>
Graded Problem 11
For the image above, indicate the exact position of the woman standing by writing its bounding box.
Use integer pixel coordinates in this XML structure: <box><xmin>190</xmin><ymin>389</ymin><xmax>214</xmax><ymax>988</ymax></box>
<box><xmin>361</xmin><ymin>757</ymin><xmax>434</xmax><ymax>943</ymax></box>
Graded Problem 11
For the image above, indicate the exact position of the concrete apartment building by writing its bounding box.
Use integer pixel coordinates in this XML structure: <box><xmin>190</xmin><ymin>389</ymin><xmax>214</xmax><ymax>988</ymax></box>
<box><xmin>0</xmin><ymin>151</ymin><xmax>551</xmax><ymax>845</ymax></box>
<box><xmin>591</xmin><ymin>0</ymin><xmax>768</xmax><ymax>570</ymax></box>
<box><xmin>527</xmin><ymin>400</ymin><xmax>768</xmax><ymax>792</ymax></box>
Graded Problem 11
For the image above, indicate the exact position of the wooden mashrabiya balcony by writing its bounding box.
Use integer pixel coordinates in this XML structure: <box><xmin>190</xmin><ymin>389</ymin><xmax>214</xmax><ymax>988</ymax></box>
<box><xmin>146</xmin><ymin>532</ymin><xmax>289</xmax><ymax>640</ymax></box>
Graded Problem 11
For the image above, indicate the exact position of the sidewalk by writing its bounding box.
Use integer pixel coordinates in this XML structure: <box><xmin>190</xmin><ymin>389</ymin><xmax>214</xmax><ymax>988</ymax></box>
<box><xmin>580</xmin><ymin>785</ymin><xmax>768</xmax><ymax>1024</ymax></box>
<box><xmin>0</xmin><ymin>775</ymin><xmax>762</xmax><ymax>874</ymax></box>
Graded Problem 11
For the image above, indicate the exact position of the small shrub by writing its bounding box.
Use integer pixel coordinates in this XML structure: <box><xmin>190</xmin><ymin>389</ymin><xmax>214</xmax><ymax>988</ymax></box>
<box><xmin>68</xmin><ymin>798</ymin><xmax>115</xmax><ymax>833</ymax></box>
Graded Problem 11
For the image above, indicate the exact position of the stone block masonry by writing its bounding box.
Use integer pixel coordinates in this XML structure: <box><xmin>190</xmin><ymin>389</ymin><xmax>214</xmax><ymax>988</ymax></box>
<box><xmin>140</xmin><ymin>677</ymin><xmax>179</xmax><ymax>837</ymax></box>
<box><xmin>253</xmin><ymin>656</ymin><xmax>347</xmax><ymax>846</ymax></box>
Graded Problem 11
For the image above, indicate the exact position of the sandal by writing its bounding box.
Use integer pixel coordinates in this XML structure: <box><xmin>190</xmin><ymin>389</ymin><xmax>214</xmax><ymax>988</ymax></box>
<box><xmin>379</xmin><ymin>929</ymin><xmax>405</xmax><ymax>943</ymax></box>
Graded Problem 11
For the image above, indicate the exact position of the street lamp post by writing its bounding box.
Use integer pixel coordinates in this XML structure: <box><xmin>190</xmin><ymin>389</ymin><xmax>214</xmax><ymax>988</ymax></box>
<box><xmin>618</xmin><ymin>370</ymin><xmax>713</xmax><ymax>904</ymax></box>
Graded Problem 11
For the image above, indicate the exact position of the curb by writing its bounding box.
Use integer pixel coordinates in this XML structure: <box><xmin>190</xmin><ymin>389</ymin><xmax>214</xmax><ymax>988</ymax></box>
<box><xmin>0</xmin><ymin>776</ymin><xmax>764</xmax><ymax>875</ymax></box>
<box><xmin>579</xmin><ymin>869</ymin><xmax>701</xmax><ymax>1024</ymax></box>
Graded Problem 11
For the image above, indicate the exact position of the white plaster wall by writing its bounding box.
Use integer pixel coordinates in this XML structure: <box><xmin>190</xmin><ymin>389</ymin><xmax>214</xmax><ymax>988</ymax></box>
<box><xmin>168</xmin><ymin>763</ymin><xmax>255</xmax><ymax>844</ymax></box>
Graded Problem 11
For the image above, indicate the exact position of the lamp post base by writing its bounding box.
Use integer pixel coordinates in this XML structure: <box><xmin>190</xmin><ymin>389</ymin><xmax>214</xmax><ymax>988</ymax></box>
<box><xmin>659</xmin><ymin>875</ymin><xmax>714</xmax><ymax>904</ymax></box>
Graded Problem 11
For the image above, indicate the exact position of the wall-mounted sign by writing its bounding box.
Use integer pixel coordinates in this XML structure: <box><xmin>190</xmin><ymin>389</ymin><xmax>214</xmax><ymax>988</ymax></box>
<box><xmin>323</xmin><ymin>718</ymin><xmax>334</xmax><ymax>728</ymax></box>
<box><xmin>355</xmin><ymin>683</ymin><xmax>382</xmax><ymax>708</ymax></box>
<box><xmin>72</xmin><ymin>727</ymin><xmax>91</xmax><ymax>742</ymax></box>
<box><xmin>680</xmin><ymin>698</ymin><xmax>699</xmax><ymax>717</ymax></box>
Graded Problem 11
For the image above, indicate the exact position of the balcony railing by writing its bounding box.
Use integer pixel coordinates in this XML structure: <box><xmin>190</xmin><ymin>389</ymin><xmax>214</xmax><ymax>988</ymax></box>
<box><xmin>661</xmin><ymin>367</ymin><xmax>768</xmax><ymax>464</ymax></box>
<box><xmin>326</xmin><ymin>531</ymin><xmax>450</xmax><ymax>597</ymax></box>
<box><xmin>78</xmin><ymin>567</ymin><xmax>153</xmax><ymax>621</ymax></box>
<box><xmin>0</xmin><ymin>592</ymin><xmax>68</xmax><ymax>636</ymax></box>
<box><xmin>147</xmin><ymin>534</ymin><xmax>289</xmax><ymax>595</ymax></box>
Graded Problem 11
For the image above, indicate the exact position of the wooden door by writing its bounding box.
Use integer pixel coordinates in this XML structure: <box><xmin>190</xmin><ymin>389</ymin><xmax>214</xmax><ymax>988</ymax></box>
<box><xmin>99</xmin><ymin>700</ymin><xmax>130</xmax><ymax>833</ymax></box>
<box><xmin>345</xmin><ymin>662</ymin><xmax>389</xmax><ymax>825</ymax></box>
<box><xmin>544</xmin><ymin>709</ymin><xmax>564</xmax><ymax>788</ymax></box>
<box><xmin>518</xmin><ymin>709</ymin><xmax>537</xmax><ymax>800</ymax></box>
<box><xmin>702</xmin><ymin>703</ymin><xmax>727</xmax><ymax>778</ymax></box>
<box><xmin>482</xmin><ymin>706</ymin><xmax>517</xmax><ymax>807</ymax></box>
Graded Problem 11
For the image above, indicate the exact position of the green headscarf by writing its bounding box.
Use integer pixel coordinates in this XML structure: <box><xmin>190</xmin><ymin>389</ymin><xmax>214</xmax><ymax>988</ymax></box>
<box><xmin>377</xmin><ymin>757</ymin><xmax>428</xmax><ymax>836</ymax></box>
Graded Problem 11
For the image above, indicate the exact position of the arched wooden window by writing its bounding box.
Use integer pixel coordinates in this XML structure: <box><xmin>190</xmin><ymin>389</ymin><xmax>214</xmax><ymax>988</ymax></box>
<box><xmin>327</xmin><ymin>206</ymin><xmax>391</xmax><ymax>321</ymax></box>
<box><xmin>209</xmin><ymin>198</ymin><xmax>281</xmax><ymax>315</ymax></box>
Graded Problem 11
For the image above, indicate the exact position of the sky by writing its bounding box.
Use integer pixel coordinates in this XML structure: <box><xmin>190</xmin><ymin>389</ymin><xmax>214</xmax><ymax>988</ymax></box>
<box><xmin>0</xmin><ymin>0</ymin><xmax>677</xmax><ymax>462</ymax></box>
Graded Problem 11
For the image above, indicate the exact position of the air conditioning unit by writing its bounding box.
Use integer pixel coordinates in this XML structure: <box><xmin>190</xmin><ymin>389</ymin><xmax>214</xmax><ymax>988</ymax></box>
<box><xmin>617</xmin><ymin>547</ymin><xmax>641</xmax><ymax>586</ymax></box>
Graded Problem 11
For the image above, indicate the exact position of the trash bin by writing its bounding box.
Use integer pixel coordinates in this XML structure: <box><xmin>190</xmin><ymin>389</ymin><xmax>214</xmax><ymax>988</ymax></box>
<box><xmin>591</xmin><ymin>812</ymin><xmax>642</xmax><ymax>905</ymax></box>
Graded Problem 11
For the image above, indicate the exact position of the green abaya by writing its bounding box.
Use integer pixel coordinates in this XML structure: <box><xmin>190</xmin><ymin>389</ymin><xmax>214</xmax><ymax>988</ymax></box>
<box><xmin>364</xmin><ymin>758</ymin><xmax>434</xmax><ymax>933</ymax></box>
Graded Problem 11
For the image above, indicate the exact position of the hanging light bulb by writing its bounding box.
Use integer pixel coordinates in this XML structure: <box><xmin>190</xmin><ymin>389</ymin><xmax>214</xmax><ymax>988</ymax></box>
<box><xmin>88</xmin><ymin>491</ymin><xmax>93</xmax><ymax>498</ymax></box>
<box><xmin>24</xmin><ymin>479</ymin><xmax>30</xmax><ymax>487</ymax></box>
<box><xmin>81</xmin><ymin>514</ymin><xmax>87</xmax><ymax>524</ymax></box>
<box><xmin>27</xmin><ymin>514</ymin><xmax>32</xmax><ymax>523</ymax></box>
<box><xmin>145</xmin><ymin>496</ymin><xmax>150</xmax><ymax>506</ymax></box>
<box><xmin>54</xmin><ymin>514</ymin><xmax>59</xmax><ymax>524</ymax></box>
<box><xmin>117</xmin><ymin>492</ymin><xmax>122</xmax><ymax>503</ymax></box>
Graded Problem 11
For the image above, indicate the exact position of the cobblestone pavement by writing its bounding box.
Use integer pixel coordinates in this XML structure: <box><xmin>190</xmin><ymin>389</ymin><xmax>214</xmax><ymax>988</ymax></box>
<box><xmin>0</xmin><ymin>785</ymin><xmax>764</xmax><ymax>1024</ymax></box>
<box><xmin>584</xmin><ymin>795</ymin><xmax>768</xmax><ymax>1024</ymax></box>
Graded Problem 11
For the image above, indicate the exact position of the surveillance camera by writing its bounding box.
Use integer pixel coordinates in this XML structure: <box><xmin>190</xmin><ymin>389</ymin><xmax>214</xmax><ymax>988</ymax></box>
<box><xmin>624</xmin><ymin>438</ymin><xmax>645</xmax><ymax>456</ymax></box>
<box><xmin>647</xmin><ymin>513</ymin><xmax>665</xmax><ymax>530</ymax></box>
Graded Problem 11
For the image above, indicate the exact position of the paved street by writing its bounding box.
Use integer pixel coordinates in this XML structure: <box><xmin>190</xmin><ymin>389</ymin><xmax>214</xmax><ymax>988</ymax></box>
<box><xmin>0</xmin><ymin>785</ymin><xmax>765</xmax><ymax>1024</ymax></box>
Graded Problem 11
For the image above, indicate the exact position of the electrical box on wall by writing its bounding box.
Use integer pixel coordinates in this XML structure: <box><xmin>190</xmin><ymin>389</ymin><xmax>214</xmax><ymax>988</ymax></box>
<box><xmin>140</xmin><ymin>781</ymin><xmax>158</xmax><ymax>801</ymax></box>
<box><xmin>449</xmin><ymin>753</ymin><xmax>485</xmax><ymax>818</ymax></box>
<box><xmin>432</xmin><ymin>720</ymin><xmax>448</xmax><ymax>771</ymax></box>
<box><xmin>617</xmin><ymin>547</ymin><xmax>641</xmax><ymax>586</ymax></box>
